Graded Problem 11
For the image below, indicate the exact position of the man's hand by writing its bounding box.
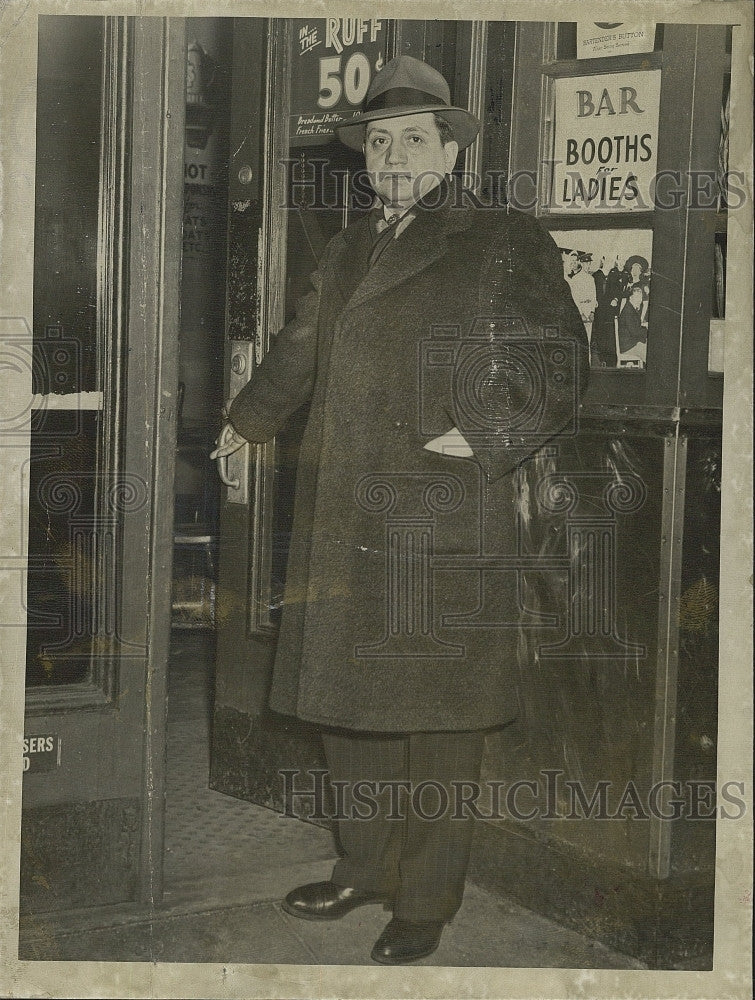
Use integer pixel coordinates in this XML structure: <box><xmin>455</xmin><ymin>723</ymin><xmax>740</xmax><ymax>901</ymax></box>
<box><xmin>210</xmin><ymin>421</ymin><xmax>248</xmax><ymax>460</ymax></box>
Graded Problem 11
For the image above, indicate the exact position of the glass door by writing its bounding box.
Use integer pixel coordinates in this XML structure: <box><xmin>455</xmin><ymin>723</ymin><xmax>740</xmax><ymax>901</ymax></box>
<box><xmin>4</xmin><ymin>14</ymin><xmax>186</xmax><ymax>915</ymax></box>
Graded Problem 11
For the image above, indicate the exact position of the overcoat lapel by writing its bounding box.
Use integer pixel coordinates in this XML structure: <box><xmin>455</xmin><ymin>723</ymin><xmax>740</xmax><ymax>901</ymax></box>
<box><xmin>326</xmin><ymin>217</ymin><xmax>372</xmax><ymax>310</ymax></box>
<box><xmin>344</xmin><ymin>208</ymin><xmax>449</xmax><ymax>312</ymax></box>
<box><xmin>326</xmin><ymin>180</ymin><xmax>477</xmax><ymax>315</ymax></box>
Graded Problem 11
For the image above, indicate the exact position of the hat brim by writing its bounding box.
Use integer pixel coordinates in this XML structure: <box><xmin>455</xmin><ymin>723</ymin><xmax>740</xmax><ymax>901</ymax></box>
<box><xmin>335</xmin><ymin>105</ymin><xmax>481</xmax><ymax>151</ymax></box>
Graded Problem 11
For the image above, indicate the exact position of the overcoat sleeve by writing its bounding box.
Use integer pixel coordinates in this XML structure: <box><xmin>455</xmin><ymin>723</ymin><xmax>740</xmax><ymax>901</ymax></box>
<box><xmin>452</xmin><ymin>209</ymin><xmax>590</xmax><ymax>482</ymax></box>
<box><xmin>227</xmin><ymin>265</ymin><xmax>322</xmax><ymax>443</ymax></box>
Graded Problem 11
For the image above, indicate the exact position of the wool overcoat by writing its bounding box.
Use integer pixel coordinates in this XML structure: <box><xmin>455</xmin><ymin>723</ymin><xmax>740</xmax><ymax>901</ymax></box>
<box><xmin>229</xmin><ymin>183</ymin><xmax>589</xmax><ymax>733</ymax></box>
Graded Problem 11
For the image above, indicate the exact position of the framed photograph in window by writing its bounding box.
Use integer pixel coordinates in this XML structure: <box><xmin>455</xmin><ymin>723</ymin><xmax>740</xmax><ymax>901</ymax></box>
<box><xmin>550</xmin><ymin>228</ymin><xmax>653</xmax><ymax>370</ymax></box>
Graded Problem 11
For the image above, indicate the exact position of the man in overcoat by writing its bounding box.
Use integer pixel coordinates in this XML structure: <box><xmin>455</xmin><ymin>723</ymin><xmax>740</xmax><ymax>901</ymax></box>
<box><xmin>212</xmin><ymin>55</ymin><xmax>589</xmax><ymax>964</ymax></box>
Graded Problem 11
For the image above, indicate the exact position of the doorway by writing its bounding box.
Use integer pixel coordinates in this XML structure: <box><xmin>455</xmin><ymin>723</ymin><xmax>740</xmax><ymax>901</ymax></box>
<box><xmin>161</xmin><ymin>15</ymin><xmax>351</xmax><ymax>909</ymax></box>
<box><xmin>16</xmin><ymin>13</ymin><xmax>184</xmax><ymax>922</ymax></box>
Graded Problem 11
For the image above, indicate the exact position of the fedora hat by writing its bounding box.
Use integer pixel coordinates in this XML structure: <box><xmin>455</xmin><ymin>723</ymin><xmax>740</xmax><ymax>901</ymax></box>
<box><xmin>335</xmin><ymin>55</ymin><xmax>481</xmax><ymax>151</ymax></box>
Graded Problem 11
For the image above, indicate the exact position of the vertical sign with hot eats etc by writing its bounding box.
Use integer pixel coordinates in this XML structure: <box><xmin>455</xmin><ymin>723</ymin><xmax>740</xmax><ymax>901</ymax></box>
<box><xmin>551</xmin><ymin>70</ymin><xmax>661</xmax><ymax>213</ymax></box>
<box><xmin>290</xmin><ymin>18</ymin><xmax>388</xmax><ymax>145</ymax></box>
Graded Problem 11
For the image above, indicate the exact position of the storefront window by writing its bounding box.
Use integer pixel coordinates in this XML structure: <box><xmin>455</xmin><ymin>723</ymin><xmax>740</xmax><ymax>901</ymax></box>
<box><xmin>27</xmin><ymin>16</ymin><xmax>121</xmax><ymax>690</ymax></box>
<box><xmin>33</xmin><ymin>17</ymin><xmax>103</xmax><ymax>395</ymax></box>
<box><xmin>540</xmin><ymin>58</ymin><xmax>660</xmax><ymax>373</ymax></box>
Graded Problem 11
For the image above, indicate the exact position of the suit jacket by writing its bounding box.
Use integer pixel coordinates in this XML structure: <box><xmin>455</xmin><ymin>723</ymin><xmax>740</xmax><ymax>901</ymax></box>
<box><xmin>229</xmin><ymin>181</ymin><xmax>589</xmax><ymax>731</ymax></box>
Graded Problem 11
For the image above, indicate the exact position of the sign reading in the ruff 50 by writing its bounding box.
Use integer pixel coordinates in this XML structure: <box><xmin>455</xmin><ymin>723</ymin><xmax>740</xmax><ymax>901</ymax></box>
<box><xmin>551</xmin><ymin>70</ymin><xmax>661</xmax><ymax>212</ymax></box>
<box><xmin>290</xmin><ymin>18</ymin><xmax>387</xmax><ymax>145</ymax></box>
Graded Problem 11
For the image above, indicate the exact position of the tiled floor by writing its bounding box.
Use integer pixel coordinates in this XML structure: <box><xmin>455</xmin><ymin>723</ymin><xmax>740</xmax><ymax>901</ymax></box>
<box><xmin>163</xmin><ymin>634</ymin><xmax>336</xmax><ymax>897</ymax></box>
<box><xmin>18</xmin><ymin>631</ymin><xmax>645</xmax><ymax>968</ymax></box>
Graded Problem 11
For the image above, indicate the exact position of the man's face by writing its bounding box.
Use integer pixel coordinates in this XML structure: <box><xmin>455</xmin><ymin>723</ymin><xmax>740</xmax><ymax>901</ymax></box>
<box><xmin>562</xmin><ymin>251</ymin><xmax>579</xmax><ymax>277</ymax></box>
<box><xmin>363</xmin><ymin>112</ymin><xmax>459</xmax><ymax>211</ymax></box>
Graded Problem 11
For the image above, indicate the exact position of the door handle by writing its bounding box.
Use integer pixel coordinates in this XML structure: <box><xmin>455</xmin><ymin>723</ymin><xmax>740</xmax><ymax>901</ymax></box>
<box><xmin>216</xmin><ymin>451</ymin><xmax>241</xmax><ymax>490</ymax></box>
<box><xmin>215</xmin><ymin>423</ymin><xmax>242</xmax><ymax>490</ymax></box>
<box><xmin>222</xmin><ymin>342</ymin><xmax>255</xmax><ymax>505</ymax></box>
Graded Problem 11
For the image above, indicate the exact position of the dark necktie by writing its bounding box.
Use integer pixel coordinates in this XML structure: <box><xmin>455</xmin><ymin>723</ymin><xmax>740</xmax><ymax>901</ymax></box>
<box><xmin>369</xmin><ymin>211</ymin><xmax>411</xmax><ymax>268</ymax></box>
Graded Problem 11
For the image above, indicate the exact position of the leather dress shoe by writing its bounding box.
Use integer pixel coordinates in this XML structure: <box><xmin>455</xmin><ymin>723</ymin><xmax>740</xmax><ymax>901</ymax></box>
<box><xmin>281</xmin><ymin>880</ymin><xmax>390</xmax><ymax>921</ymax></box>
<box><xmin>370</xmin><ymin>917</ymin><xmax>445</xmax><ymax>964</ymax></box>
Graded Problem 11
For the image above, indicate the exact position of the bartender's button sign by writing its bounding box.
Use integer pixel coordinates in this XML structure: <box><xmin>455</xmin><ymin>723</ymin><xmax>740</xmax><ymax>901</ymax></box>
<box><xmin>23</xmin><ymin>735</ymin><xmax>61</xmax><ymax>774</ymax></box>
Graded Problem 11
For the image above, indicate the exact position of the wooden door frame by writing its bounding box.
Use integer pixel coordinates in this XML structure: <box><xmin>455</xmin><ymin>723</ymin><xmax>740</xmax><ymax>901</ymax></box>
<box><xmin>1</xmin><ymin>13</ymin><xmax>185</xmax><ymax>918</ymax></box>
<box><xmin>124</xmin><ymin>15</ymin><xmax>186</xmax><ymax>908</ymax></box>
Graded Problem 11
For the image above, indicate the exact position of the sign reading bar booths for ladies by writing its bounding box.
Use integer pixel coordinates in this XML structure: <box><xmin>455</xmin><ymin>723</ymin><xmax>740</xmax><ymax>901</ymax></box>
<box><xmin>552</xmin><ymin>69</ymin><xmax>661</xmax><ymax>212</ymax></box>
